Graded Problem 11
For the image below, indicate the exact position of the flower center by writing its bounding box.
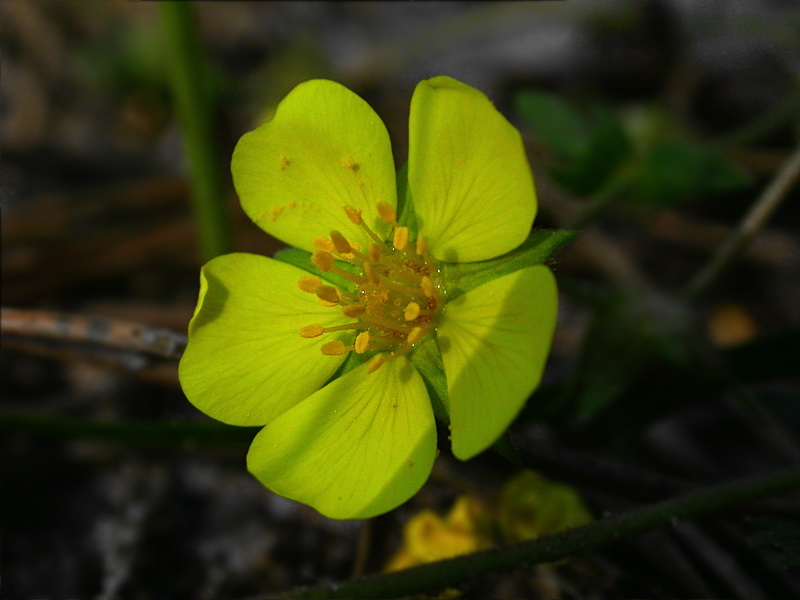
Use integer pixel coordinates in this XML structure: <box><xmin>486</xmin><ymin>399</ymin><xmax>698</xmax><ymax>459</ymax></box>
<box><xmin>297</xmin><ymin>202</ymin><xmax>443</xmax><ymax>373</ymax></box>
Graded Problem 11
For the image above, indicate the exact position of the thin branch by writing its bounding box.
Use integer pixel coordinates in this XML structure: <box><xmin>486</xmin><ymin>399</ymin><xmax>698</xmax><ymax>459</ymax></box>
<box><xmin>250</xmin><ymin>467</ymin><xmax>800</xmax><ymax>600</ymax></box>
<box><xmin>684</xmin><ymin>143</ymin><xmax>800</xmax><ymax>300</ymax></box>
<box><xmin>1</xmin><ymin>307</ymin><xmax>186</xmax><ymax>360</ymax></box>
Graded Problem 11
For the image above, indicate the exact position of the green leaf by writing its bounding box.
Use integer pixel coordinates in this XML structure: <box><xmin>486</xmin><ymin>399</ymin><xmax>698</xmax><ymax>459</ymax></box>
<box><xmin>441</xmin><ymin>229</ymin><xmax>576</xmax><ymax>300</ymax></box>
<box><xmin>273</xmin><ymin>246</ymin><xmax>359</xmax><ymax>292</ymax></box>
<box><xmin>515</xmin><ymin>91</ymin><xmax>589</xmax><ymax>161</ymax></box>
<box><xmin>516</xmin><ymin>91</ymin><xmax>632</xmax><ymax>196</ymax></box>
<box><xmin>548</xmin><ymin>106</ymin><xmax>632</xmax><ymax>196</ymax></box>
<box><xmin>409</xmin><ymin>334</ymin><xmax>450</xmax><ymax>425</ymax></box>
<box><xmin>632</xmin><ymin>141</ymin><xmax>752</xmax><ymax>205</ymax></box>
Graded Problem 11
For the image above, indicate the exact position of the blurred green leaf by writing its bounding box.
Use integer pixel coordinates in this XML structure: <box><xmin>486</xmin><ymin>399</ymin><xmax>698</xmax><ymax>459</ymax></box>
<box><xmin>516</xmin><ymin>92</ymin><xmax>632</xmax><ymax>196</ymax></box>
<box><xmin>515</xmin><ymin>91</ymin><xmax>589</xmax><ymax>161</ymax></box>
<box><xmin>632</xmin><ymin>141</ymin><xmax>752</xmax><ymax>205</ymax></box>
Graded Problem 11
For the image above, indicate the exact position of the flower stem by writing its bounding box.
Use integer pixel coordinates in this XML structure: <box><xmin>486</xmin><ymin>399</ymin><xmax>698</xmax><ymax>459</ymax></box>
<box><xmin>158</xmin><ymin>1</ymin><xmax>232</xmax><ymax>260</ymax></box>
<box><xmin>262</xmin><ymin>467</ymin><xmax>800</xmax><ymax>600</ymax></box>
<box><xmin>684</xmin><ymin>143</ymin><xmax>800</xmax><ymax>300</ymax></box>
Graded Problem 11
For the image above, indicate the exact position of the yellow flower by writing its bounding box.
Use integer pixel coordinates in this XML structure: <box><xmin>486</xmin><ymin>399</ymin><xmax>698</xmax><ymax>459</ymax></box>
<box><xmin>179</xmin><ymin>77</ymin><xmax>558</xmax><ymax>519</ymax></box>
<box><xmin>498</xmin><ymin>470</ymin><xmax>592</xmax><ymax>543</ymax></box>
<box><xmin>385</xmin><ymin>496</ymin><xmax>493</xmax><ymax>572</ymax></box>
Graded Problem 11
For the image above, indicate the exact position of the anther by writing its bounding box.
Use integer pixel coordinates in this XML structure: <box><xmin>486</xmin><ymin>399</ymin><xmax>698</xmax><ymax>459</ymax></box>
<box><xmin>312</xmin><ymin>251</ymin><xmax>334</xmax><ymax>272</ymax></box>
<box><xmin>321</xmin><ymin>340</ymin><xmax>348</xmax><ymax>356</ymax></box>
<box><xmin>416</xmin><ymin>236</ymin><xmax>428</xmax><ymax>256</ymax></box>
<box><xmin>420</xmin><ymin>276</ymin><xmax>435</xmax><ymax>297</ymax></box>
<box><xmin>404</xmin><ymin>302</ymin><xmax>421</xmax><ymax>321</ymax></box>
<box><xmin>344</xmin><ymin>205</ymin><xmax>363</xmax><ymax>225</ymax></box>
<box><xmin>298</xmin><ymin>276</ymin><xmax>322</xmax><ymax>293</ymax></box>
<box><xmin>406</xmin><ymin>327</ymin><xmax>424</xmax><ymax>345</ymax></box>
<box><xmin>393</xmin><ymin>226</ymin><xmax>409</xmax><ymax>251</ymax></box>
<box><xmin>364</xmin><ymin>263</ymin><xmax>380</xmax><ymax>285</ymax></box>
<box><xmin>342</xmin><ymin>304</ymin><xmax>366</xmax><ymax>318</ymax></box>
<box><xmin>299</xmin><ymin>324</ymin><xmax>325</xmax><ymax>338</ymax></box>
<box><xmin>367</xmin><ymin>354</ymin><xmax>386</xmax><ymax>373</ymax></box>
<box><xmin>355</xmin><ymin>331</ymin><xmax>370</xmax><ymax>354</ymax></box>
<box><xmin>329</xmin><ymin>230</ymin><xmax>352</xmax><ymax>254</ymax></box>
<box><xmin>368</xmin><ymin>243</ymin><xmax>383</xmax><ymax>264</ymax></box>
<box><xmin>313</xmin><ymin>237</ymin><xmax>335</xmax><ymax>253</ymax></box>
<box><xmin>377</xmin><ymin>201</ymin><xmax>396</xmax><ymax>223</ymax></box>
<box><xmin>316</xmin><ymin>285</ymin><xmax>340</xmax><ymax>305</ymax></box>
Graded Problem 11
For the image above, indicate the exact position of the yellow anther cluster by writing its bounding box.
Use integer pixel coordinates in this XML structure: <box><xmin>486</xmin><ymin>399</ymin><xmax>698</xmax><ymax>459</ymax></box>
<box><xmin>298</xmin><ymin>204</ymin><xmax>443</xmax><ymax>373</ymax></box>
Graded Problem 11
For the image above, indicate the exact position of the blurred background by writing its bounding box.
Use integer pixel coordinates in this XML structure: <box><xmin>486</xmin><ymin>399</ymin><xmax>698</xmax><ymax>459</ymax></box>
<box><xmin>2</xmin><ymin>1</ymin><xmax>799</xmax><ymax>598</ymax></box>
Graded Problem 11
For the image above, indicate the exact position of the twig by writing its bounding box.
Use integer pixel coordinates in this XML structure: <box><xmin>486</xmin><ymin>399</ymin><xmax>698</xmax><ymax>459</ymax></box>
<box><xmin>1</xmin><ymin>307</ymin><xmax>186</xmax><ymax>360</ymax></box>
<box><xmin>247</xmin><ymin>467</ymin><xmax>800</xmax><ymax>600</ymax></box>
<box><xmin>684</xmin><ymin>143</ymin><xmax>800</xmax><ymax>300</ymax></box>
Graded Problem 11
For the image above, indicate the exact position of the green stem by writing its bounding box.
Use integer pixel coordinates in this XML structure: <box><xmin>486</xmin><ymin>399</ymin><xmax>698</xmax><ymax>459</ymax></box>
<box><xmin>0</xmin><ymin>411</ymin><xmax>255</xmax><ymax>448</ymax></box>
<box><xmin>158</xmin><ymin>1</ymin><xmax>232</xmax><ymax>260</ymax></box>
<box><xmin>262</xmin><ymin>467</ymin><xmax>800</xmax><ymax>600</ymax></box>
<box><xmin>684</xmin><ymin>143</ymin><xmax>800</xmax><ymax>300</ymax></box>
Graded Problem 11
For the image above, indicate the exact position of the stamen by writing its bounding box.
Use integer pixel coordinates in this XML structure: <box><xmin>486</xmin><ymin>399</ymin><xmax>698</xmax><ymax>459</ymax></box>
<box><xmin>393</xmin><ymin>227</ymin><xmax>409</xmax><ymax>251</ymax></box>
<box><xmin>344</xmin><ymin>205</ymin><xmax>363</xmax><ymax>225</ymax></box>
<box><xmin>342</xmin><ymin>304</ymin><xmax>366</xmax><ymax>318</ymax></box>
<box><xmin>316</xmin><ymin>285</ymin><xmax>340</xmax><ymax>305</ymax></box>
<box><xmin>364</xmin><ymin>263</ymin><xmax>380</xmax><ymax>284</ymax></box>
<box><xmin>355</xmin><ymin>331</ymin><xmax>370</xmax><ymax>354</ymax></box>
<box><xmin>299</xmin><ymin>324</ymin><xmax>325</xmax><ymax>338</ymax></box>
<box><xmin>368</xmin><ymin>243</ymin><xmax>383</xmax><ymax>264</ymax></box>
<box><xmin>404</xmin><ymin>302</ymin><xmax>421</xmax><ymax>321</ymax></box>
<box><xmin>312</xmin><ymin>251</ymin><xmax>334</xmax><ymax>272</ymax></box>
<box><xmin>318</xmin><ymin>323</ymin><xmax>361</xmax><ymax>333</ymax></box>
<box><xmin>313</xmin><ymin>237</ymin><xmax>335</xmax><ymax>253</ymax></box>
<box><xmin>416</xmin><ymin>236</ymin><xmax>427</xmax><ymax>256</ymax></box>
<box><xmin>330</xmin><ymin>230</ymin><xmax>352</xmax><ymax>254</ymax></box>
<box><xmin>367</xmin><ymin>354</ymin><xmax>386</xmax><ymax>373</ymax></box>
<box><xmin>302</xmin><ymin>202</ymin><xmax>443</xmax><ymax>370</ymax></box>
<box><xmin>321</xmin><ymin>340</ymin><xmax>348</xmax><ymax>356</ymax></box>
<box><xmin>377</xmin><ymin>201</ymin><xmax>396</xmax><ymax>223</ymax></box>
<box><xmin>330</xmin><ymin>265</ymin><xmax>366</xmax><ymax>285</ymax></box>
<box><xmin>406</xmin><ymin>327</ymin><xmax>424</xmax><ymax>345</ymax></box>
<box><xmin>298</xmin><ymin>276</ymin><xmax>322</xmax><ymax>294</ymax></box>
<box><xmin>420</xmin><ymin>276</ymin><xmax>435</xmax><ymax>298</ymax></box>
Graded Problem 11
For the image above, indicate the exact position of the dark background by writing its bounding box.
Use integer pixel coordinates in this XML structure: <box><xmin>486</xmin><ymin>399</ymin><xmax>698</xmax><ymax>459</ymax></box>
<box><xmin>2</xmin><ymin>2</ymin><xmax>799</xmax><ymax>598</ymax></box>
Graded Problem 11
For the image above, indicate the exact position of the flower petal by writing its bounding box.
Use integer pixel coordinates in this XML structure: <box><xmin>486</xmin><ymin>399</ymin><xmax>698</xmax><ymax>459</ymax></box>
<box><xmin>437</xmin><ymin>266</ymin><xmax>557</xmax><ymax>459</ymax></box>
<box><xmin>179</xmin><ymin>253</ymin><xmax>348</xmax><ymax>426</ymax></box>
<box><xmin>408</xmin><ymin>76</ymin><xmax>537</xmax><ymax>263</ymax></box>
<box><xmin>232</xmin><ymin>79</ymin><xmax>396</xmax><ymax>252</ymax></box>
<box><xmin>247</xmin><ymin>358</ymin><xmax>436</xmax><ymax>519</ymax></box>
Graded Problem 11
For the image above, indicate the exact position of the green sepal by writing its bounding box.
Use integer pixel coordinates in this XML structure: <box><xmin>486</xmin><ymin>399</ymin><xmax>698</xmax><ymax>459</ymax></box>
<box><xmin>408</xmin><ymin>333</ymin><xmax>450</xmax><ymax>425</ymax></box>
<box><xmin>491</xmin><ymin>433</ymin><xmax>522</xmax><ymax>465</ymax></box>
<box><xmin>441</xmin><ymin>229</ymin><xmax>576</xmax><ymax>300</ymax></box>
<box><xmin>327</xmin><ymin>348</ymin><xmax>371</xmax><ymax>383</ymax></box>
<box><xmin>395</xmin><ymin>161</ymin><xmax>419</xmax><ymax>237</ymax></box>
<box><xmin>273</xmin><ymin>246</ymin><xmax>359</xmax><ymax>292</ymax></box>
